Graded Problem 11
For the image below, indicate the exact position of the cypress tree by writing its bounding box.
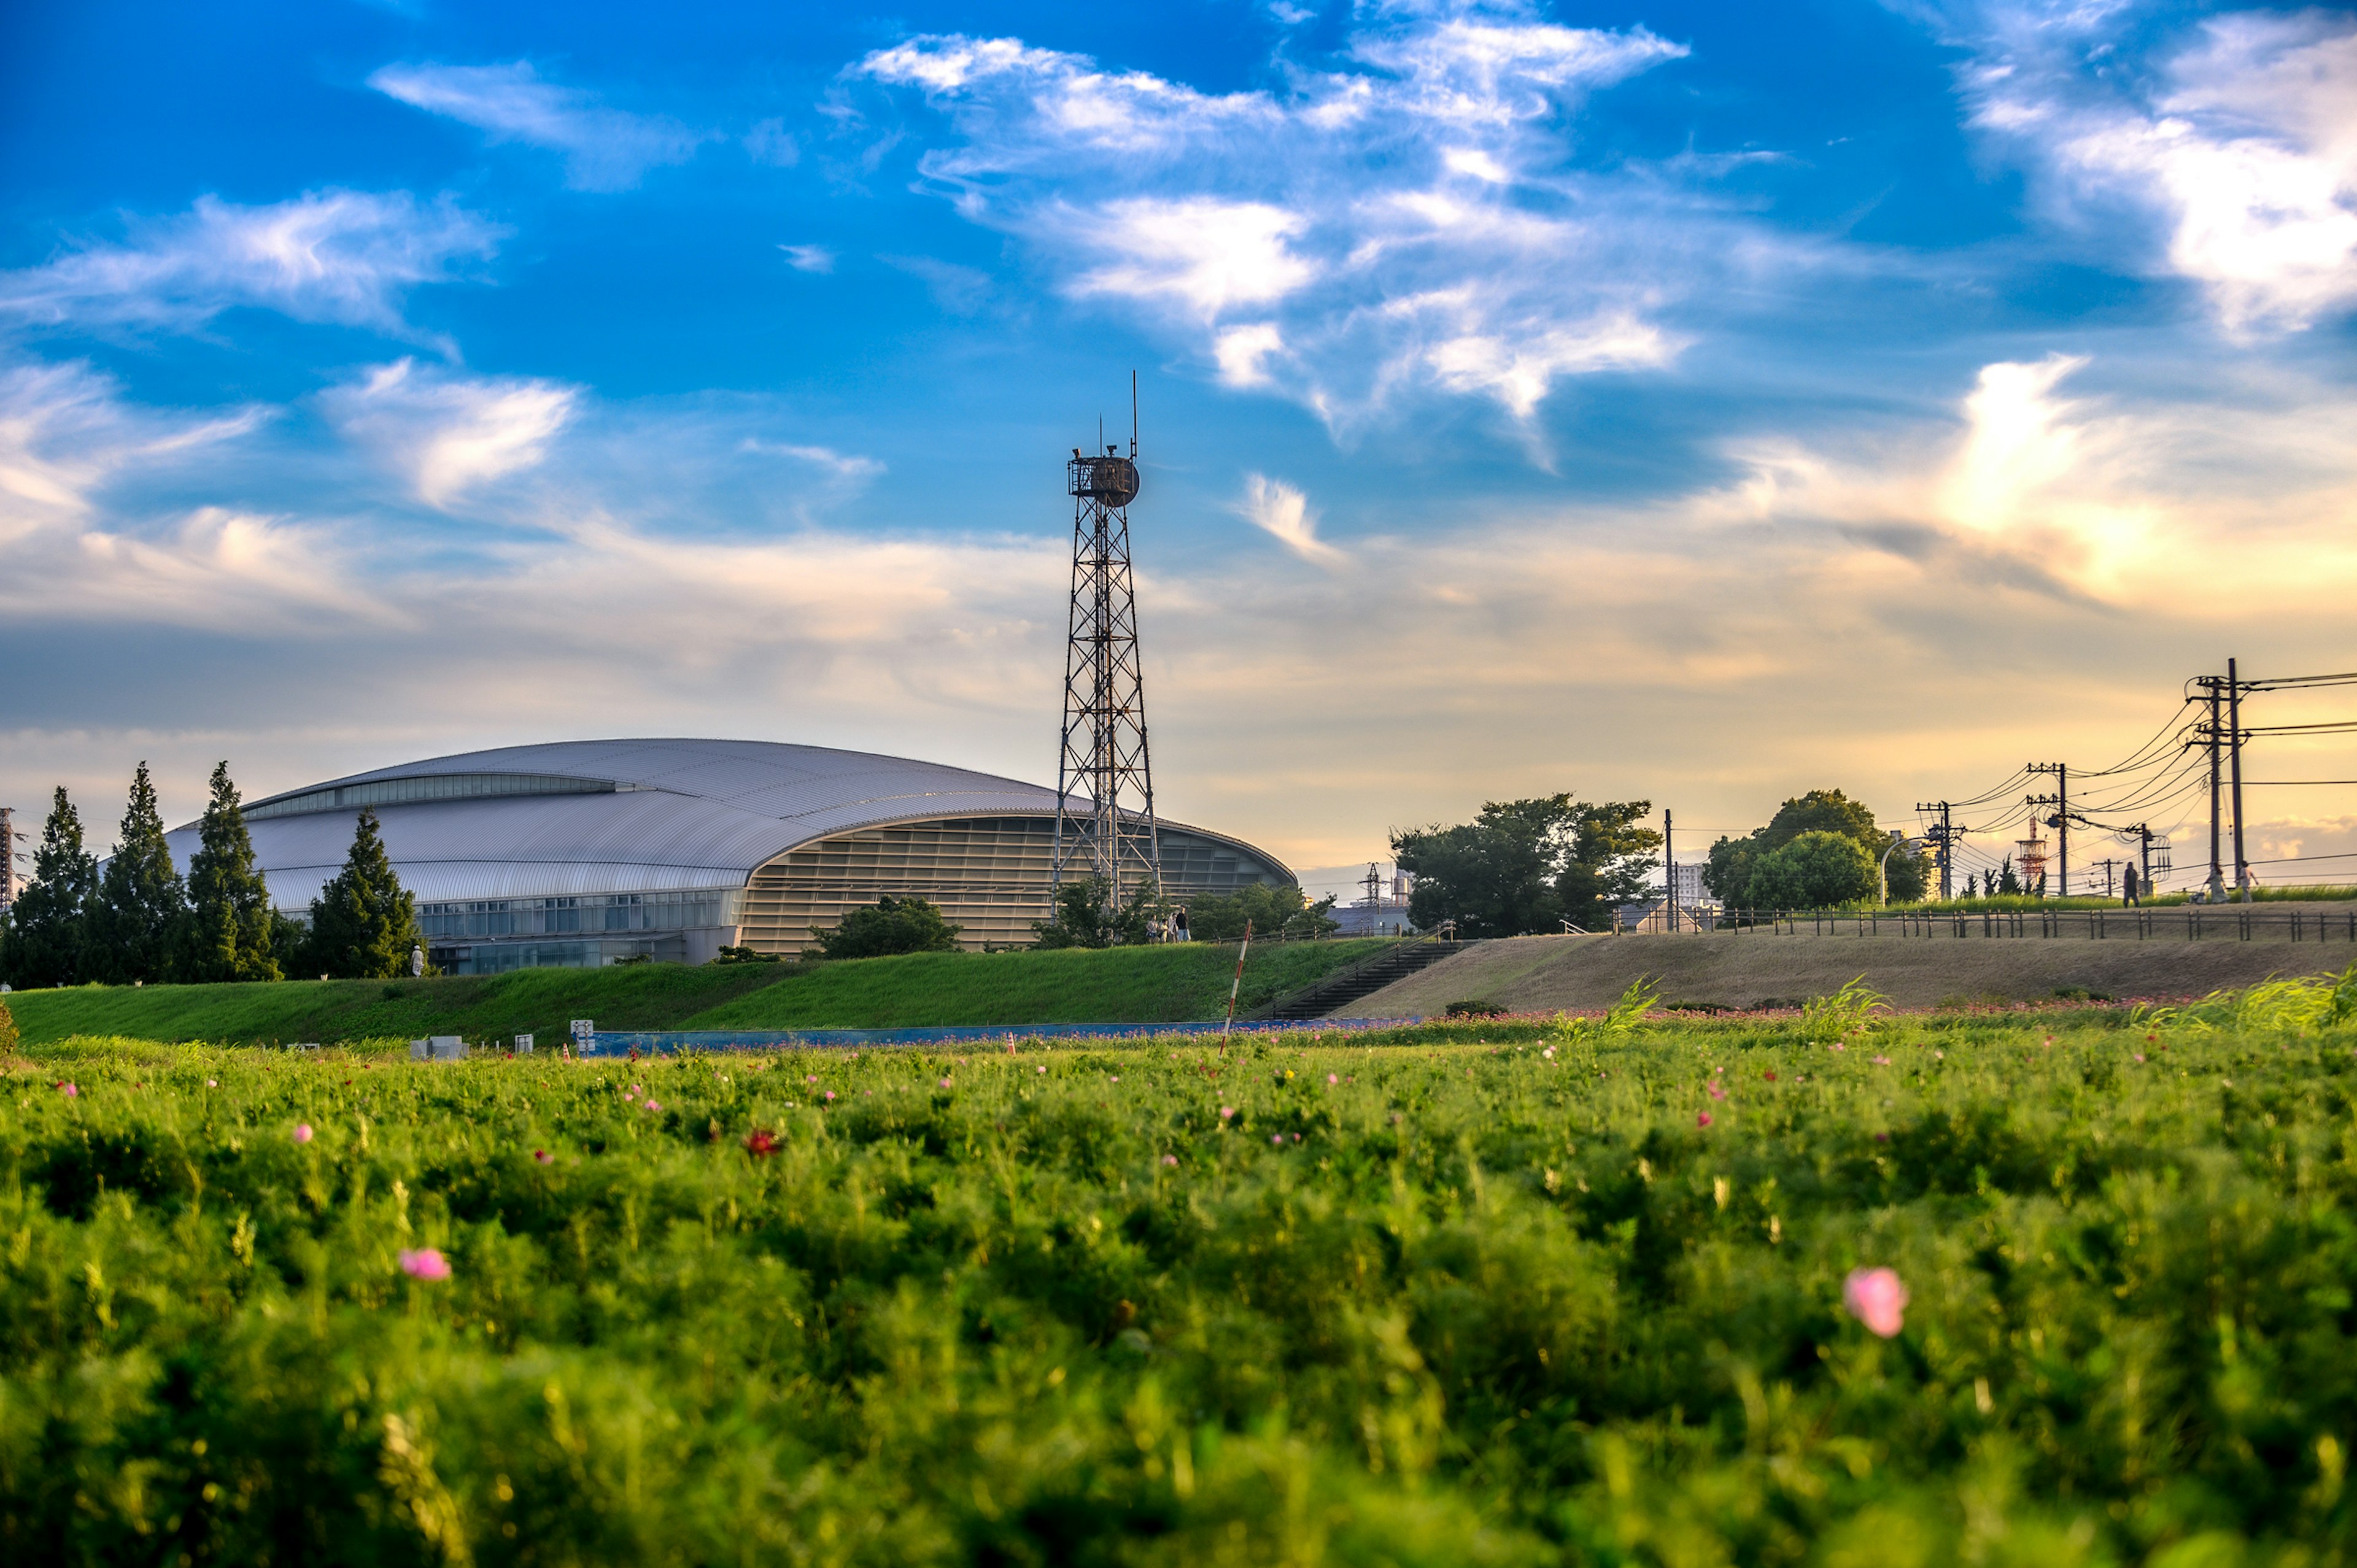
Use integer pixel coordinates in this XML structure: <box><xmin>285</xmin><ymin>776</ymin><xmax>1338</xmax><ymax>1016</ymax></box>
<box><xmin>300</xmin><ymin>809</ymin><xmax>424</xmax><ymax>979</ymax></box>
<box><xmin>94</xmin><ymin>761</ymin><xmax>187</xmax><ymax>983</ymax></box>
<box><xmin>182</xmin><ymin>761</ymin><xmax>281</xmax><ymax>983</ymax></box>
<box><xmin>0</xmin><ymin>787</ymin><xmax>99</xmax><ymax>988</ymax></box>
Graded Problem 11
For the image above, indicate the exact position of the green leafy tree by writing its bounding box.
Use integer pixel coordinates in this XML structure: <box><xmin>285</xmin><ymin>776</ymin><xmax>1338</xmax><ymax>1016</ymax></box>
<box><xmin>1032</xmin><ymin>876</ymin><xmax>1156</xmax><ymax>949</ymax></box>
<box><xmin>1556</xmin><ymin>801</ymin><xmax>1666</xmax><ymax>929</ymax></box>
<box><xmin>1706</xmin><ymin>788</ymin><xmax>1930</xmax><ymax>907</ymax></box>
<box><xmin>0</xmin><ymin>787</ymin><xmax>100</xmax><ymax>988</ymax></box>
<box><xmin>1746</xmin><ymin>830</ymin><xmax>1878</xmax><ymax>908</ymax></box>
<box><xmin>180</xmin><ymin>762</ymin><xmax>281</xmax><ymax>983</ymax></box>
<box><xmin>93</xmin><ymin>762</ymin><xmax>186</xmax><ymax>984</ymax></box>
<box><xmin>1998</xmin><ymin>857</ymin><xmax>2022</xmax><ymax>896</ymax></box>
<box><xmin>298</xmin><ymin>809</ymin><xmax>424</xmax><ymax>979</ymax></box>
<box><xmin>0</xmin><ymin>995</ymin><xmax>14</xmax><ymax>1054</ymax></box>
<box><xmin>1185</xmin><ymin>883</ymin><xmax>1339</xmax><ymax>943</ymax></box>
<box><xmin>807</xmin><ymin>895</ymin><xmax>964</xmax><ymax>959</ymax></box>
<box><xmin>1392</xmin><ymin>795</ymin><xmax>1660</xmax><ymax>937</ymax></box>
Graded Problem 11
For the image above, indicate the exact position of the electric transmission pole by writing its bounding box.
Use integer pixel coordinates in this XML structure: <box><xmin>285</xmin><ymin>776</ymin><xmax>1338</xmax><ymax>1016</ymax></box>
<box><xmin>2026</xmin><ymin>763</ymin><xmax>2070</xmax><ymax>899</ymax></box>
<box><xmin>2196</xmin><ymin>672</ymin><xmax>2226</xmax><ymax>900</ymax></box>
<box><xmin>2227</xmin><ymin>655</ymin><xmax>2250</xmax><ymax>902</ymax></box>
<box><xmin>1051</xmin><ymin>374</ymin><xmax>1163</xmax><ymax>911</ymax></box>
<box><xmin>1915</xmin><ymin>800</ymin><xmax>1968</xmax><ymax>900</ymax></box>
<box><xmin>1663</xmin><ymin>806</ymin><xmax>1675</xmax><ymax>933</ymax></box>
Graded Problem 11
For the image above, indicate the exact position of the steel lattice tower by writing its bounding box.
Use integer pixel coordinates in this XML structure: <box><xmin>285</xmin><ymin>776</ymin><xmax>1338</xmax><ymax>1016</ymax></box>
<box><xmin>1052</xmin><ymin>388</ymin><xmax>1162</xmax><ymax>906</ymax></box>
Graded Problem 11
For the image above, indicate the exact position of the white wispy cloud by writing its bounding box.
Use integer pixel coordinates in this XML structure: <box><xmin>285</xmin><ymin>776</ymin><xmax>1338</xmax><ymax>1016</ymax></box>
<box><xmin>1941</xmin><ymin>4</ymin><xmax>2357</xmax><ymax>332</ymax></box>
<box><xmin>321</xmin><ymin>359</ymin><xmax>578</xmax><ymax>508</ymax></box>
<box><xmin>779</xmin><ymin>244</ymin><xmax>836</xmax><ymax>274</ymax></box>
<box><xmin>1235</xmin><ymin>473</ymin><xmax>1344</xmax><ymax>566</ymax></box>
<box><xmin>0</xmin><ymin>190</ymin><xmax>499</xmax><ymax>344</ymax></box>
<box><xmin>369</xmin><ymin>61</ymin><xmax>709</xmax><ymax>191</ymax></box>
<box><xmin>738</xmin><ymin>438</ymin><xmax>885</xmax><ymax>481</ymax></box>
<box><xmin>856</xmin><ymin>2</ymin><xmax>1702</xmax><ymax>427</ymax></box>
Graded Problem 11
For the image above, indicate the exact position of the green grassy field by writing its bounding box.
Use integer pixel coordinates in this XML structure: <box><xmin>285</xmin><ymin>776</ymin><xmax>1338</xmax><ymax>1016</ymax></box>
<box><xmin>4</xmin><ymin>967</ymin><xmax>2355</xmax><ymax>1564</ymax></box>
<box><xmin>0</xmin><ymin>939</ymin><xmax>1395</xmax><ymax>1047</ymax></box>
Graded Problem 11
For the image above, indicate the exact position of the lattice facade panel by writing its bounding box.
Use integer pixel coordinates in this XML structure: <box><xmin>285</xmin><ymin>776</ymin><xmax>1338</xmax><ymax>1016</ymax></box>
<box><xmin>737</xmin><ymin>815</ymin><xmax>1282</xmax><ymax>954</ymax></box>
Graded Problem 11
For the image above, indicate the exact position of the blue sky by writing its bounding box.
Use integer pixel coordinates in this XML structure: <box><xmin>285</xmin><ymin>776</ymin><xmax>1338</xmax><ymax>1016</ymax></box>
<box><xmin>4</xmin><ymin>0</ymin><xmax>2354</xmax><ymax>892</ymax></box>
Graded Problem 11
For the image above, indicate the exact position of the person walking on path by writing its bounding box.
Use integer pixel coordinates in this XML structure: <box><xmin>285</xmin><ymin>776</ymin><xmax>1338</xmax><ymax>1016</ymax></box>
<box><xmin>2123</xmin><ymin>865</ymin><xmax>2141</xmax><ymax>907</ymax></box>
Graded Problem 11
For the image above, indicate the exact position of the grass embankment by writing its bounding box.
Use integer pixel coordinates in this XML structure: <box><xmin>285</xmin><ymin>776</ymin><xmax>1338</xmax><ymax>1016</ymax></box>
<box><xmin>1359</xmin><ymin>930</ymin><xmax>2357</xmax><ymax>1016</ymax></box>
<box><xmin>684</xmin><ymin>938</ymin><xmax>1395</xmax><ymax>1030</ymax></box>
<box><xmin>0</xmin><ymin>938</ymin><xmax>1396</xmax><ymax>1046</ymax></box>
<box><xmin>5</xmin><ymin>970</ymin><xmax>2356</xmax><ymax>1562</ymax></box>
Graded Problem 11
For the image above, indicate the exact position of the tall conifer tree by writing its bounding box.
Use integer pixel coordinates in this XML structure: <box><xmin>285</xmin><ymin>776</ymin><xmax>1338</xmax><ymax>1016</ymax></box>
<box><xmin>95</xmin><ymin>761</ymin><xmax>187</xmax><ymax>983</ymax></box>
<box><xmin>300</xmin><ymin>809</ymin><xmax>424</xmax><ymax>979</ymax></box>
<box><xmin>0</xmin><ymin>787</ymin><xmax>99</xmax><ymax>988</ymax></box>
<box><xmin>182</xmin><ymin>761</ymin><xmax>281</xmax><ymax>983</ymax></box>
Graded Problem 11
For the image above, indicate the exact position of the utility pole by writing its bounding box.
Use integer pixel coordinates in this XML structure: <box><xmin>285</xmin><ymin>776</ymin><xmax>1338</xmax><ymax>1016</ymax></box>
<box><xmin>1663</xmin><ymin>807</ymin><xmax>1675</xmax><ymax>933</ymax></box>
<box><xmin>2197</xmin><ymin>673</ymin><xmax>2226</xmax><ymax>900</ymax></box>
<box><xmin>1914</xmin><ymin>801</ymin><xmax>1968</xmax><ymax>900</ymax></box>
<box><xmin>2026</xmin><ymin>763</ymin><xmax>2070</xmax><ymax>898</ymax></box>
<box><xmin>2092</xmin><ymin>857</ymin><xmax>2118</xmax><ymax>897</ymax></box>
<box><xmin>1362</xmin><ymin>862</ymin><xmax>1382</xmax><ymax>933</ymax></box>
<box><xmin>2228</xmin><ymin>655</ymin><xmax>2250</xmax><ymax>902</ymax></box>
<box><xmin>2121</xmin><ymin>822</ymin><xmax>2161</xmax><ymax>897</ymax></box>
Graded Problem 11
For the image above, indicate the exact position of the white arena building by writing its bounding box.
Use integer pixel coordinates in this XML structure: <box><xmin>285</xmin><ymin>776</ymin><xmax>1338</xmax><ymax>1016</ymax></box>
<box><xmin>163</xmin><ymin>739</ymin><xmax>1293</xmax><ymax>973</ymax></box>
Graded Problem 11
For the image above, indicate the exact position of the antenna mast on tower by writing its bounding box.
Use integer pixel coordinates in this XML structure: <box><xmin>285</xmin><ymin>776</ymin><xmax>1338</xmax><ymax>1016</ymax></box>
<box><xmin>1052</xmin><ymin>373</ymin><xmax>1163</xmax><ymax>909</ymax></box>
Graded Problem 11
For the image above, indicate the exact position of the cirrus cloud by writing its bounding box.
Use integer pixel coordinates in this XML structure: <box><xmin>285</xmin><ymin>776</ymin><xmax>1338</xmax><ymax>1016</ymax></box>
<box><xmin>1940</xmin><ymin>4</ymin><xmax>2357</xmax><ymax>332</ymax></box>
<box><xmin>370</xmin><ymin>61</ymin><xmax>710</xmax><ymax>191</ymax></box>
<box><xmin>856</xmin><ymin>2</ymin><xmax>1698</xmax><ymax>429</ymax></box>
<box><xmin>0</xmin><ymin>190</ymin><xmax>500</xmax><ymax>347</ymax></box>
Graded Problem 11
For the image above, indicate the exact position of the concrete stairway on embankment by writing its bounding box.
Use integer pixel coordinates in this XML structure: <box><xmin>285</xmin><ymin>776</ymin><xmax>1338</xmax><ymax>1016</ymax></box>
<box><xmin>1249</xmin><ymin>938</ymin><xmax>1476</xmax><ymax>1021</ymax></box>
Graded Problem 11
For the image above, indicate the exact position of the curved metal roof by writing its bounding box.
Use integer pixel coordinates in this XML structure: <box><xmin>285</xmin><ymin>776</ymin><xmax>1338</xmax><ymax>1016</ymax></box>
<box><xmin>160</xmin><ymin>739</ymin><xmax>1289</xmax><ymax>910</ymax></box>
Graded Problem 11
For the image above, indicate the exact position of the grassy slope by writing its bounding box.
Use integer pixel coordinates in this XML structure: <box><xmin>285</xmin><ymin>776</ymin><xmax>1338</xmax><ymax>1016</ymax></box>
<box><xmin>1</xmin><ymin>939</ymin><xmax>1395</xmax><ymax>1045</ymax></box>
<box><xmin>1357</xmin><ymin>930</ymin><xmax>2357</xmax><ymax>1015</ymax></box>
<box><xmin>0</xmin><ymin>963</ymin><xmax>796</xmax><ymax>1048</ymax></box>
<box><xmin>680</xmin><ymin>938</ymin><xmax>1396</xmax><ymax>1029</ymax></box>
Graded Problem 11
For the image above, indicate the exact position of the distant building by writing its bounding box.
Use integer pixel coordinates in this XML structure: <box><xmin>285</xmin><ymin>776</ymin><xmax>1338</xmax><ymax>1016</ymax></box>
<box><xmin>1331</xmin><ymin>866</ymin><xmax>1417</xmax><ymax>937</ymax></box>
<box><xmin>158</xmin><ymin>739</ymin><xmax>1292</xmax><ymax>973</ymax></box>
<box><xmin>1617</xmin><ymin>862</ymin><xmax>1720</xmax><ymax>933</ymax></box>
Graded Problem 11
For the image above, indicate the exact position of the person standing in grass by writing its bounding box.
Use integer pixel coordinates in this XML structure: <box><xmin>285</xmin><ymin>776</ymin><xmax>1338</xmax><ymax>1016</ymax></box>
<box><xmin>2123</xmin><ymin>864</ymin><xmax>2141</xmax><ymax>907</ymax></box>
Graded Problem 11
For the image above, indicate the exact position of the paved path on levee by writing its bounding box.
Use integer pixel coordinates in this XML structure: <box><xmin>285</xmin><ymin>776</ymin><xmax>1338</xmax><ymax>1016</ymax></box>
<box><xmin>1346</xmin><ymin>925</ymin><xmax>2356</xmax><ymax>1016</ymax></box>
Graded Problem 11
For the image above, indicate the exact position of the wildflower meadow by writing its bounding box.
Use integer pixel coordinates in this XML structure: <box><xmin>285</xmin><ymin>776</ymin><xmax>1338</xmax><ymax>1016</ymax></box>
<box><xmin>4</xmin><ymin>968</ymin><xmax>2357</xmax><ymax>1564</ymax></box>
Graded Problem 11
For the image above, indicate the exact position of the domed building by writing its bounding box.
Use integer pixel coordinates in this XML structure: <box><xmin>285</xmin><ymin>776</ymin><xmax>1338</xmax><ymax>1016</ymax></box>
<box><xmin>163</xmin><ymin>739</ymin><xmax>1291</xmax><ymax>973</ymax></box>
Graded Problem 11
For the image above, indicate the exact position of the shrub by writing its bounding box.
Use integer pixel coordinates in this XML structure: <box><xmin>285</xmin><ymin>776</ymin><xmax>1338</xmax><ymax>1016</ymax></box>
<box><xmin>807</xmin><ymin>895</ymin><xmax>964</xmax><ymax>959</ymax></box>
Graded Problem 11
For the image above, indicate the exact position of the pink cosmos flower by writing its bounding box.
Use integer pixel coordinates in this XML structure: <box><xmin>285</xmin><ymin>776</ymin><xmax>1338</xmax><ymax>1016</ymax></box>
<box><xmin>398</xmin><ymin>1248</ymin><xmax>452</xmax><ymax>1282</ymax></box>
<box><xmin>939</xmin><ymin>1077</ymin><xmax>953</xmax><ymax>1089</ymax></box>
<box><xmin>58</xmin><ymin>1082</ymin><xmax>78</xmax><ymax>1097</ymax></box>
<box><xmin>644</xmin><ymin>1099</ymin><xmax>662</xmax><ymax>1112</ymax></box>
<box><xmin>1162</xmin><ymin>1154</ymin><xmax>1179</xmax><ymax>1167</ymax></box>
<box><xmin>293</xmin><ymin>1124</ymin><xmax>314</xmax><ymax>1144</ymax></box>
<box><xmin>1218</xmin><ymin>1106</ymin><xmax>1235</xmax><ymax>1119</ymax></box>
<box><xmin>1697</xmin><ymin>1110</ymin><xmax>1713</xmax><ymax>1128</ymax></box>
<box><xmin>1327</xmin><ymin>1073</ymin><xmax>1339</xmax><ymax>1084</ymax></box>
<box><xmin>1843</xmin><ymin>1267</ymin><xmax>1908</xmax><ymax>1337</ymax></box>
<box><xmin>1708</xmin><ymin>1081</ymin><xmax>1727</xmax><ymax>1101</ymax></box>
<box><xmin>1871</xmin><ymin>1056</ymin><xmax>1891</xmax><ymax>1066</ymax></box>
<box><xmin>534</xmin><ymin>1149</ymin><xmax>554</xmax><ymax>1164</ymax></box>
<box><xmin>1271</xmin><ymin>1133</ymin><xmax>1285</xmax><ymax>1146</ymax></box>
<box><xmin>206</xmin><ymin>1079</ymin><xmax>218</xmax><ymax>1087</ymax></box>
